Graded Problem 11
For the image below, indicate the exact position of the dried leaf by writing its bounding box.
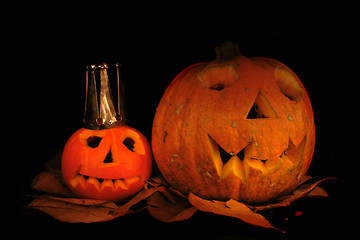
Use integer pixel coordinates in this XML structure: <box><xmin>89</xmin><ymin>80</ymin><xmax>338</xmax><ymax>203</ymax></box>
<box><xmin>147</xmin><ymin>189</ymin><xmax>197</xmax><ymax>222</ymax></box>
<box><xmin>28</xmin><ymin>150</ymin><xmax>167</xmax><ymax>223</ymax></box>
<box><xmin>189</xmin><ymin>193</ymin><xmax>283</xmax><ymax>232</ymax></box>
<box><xmin>112</xmin><ymin>185</ymin><xmax>166</xmax><ymax>217</ymax></box>
<box><xmin>43</xmin><ymin>195</ymin><xmax>119</xmax><ymax>208</ymax></box>
<box><xmin>306</xmin><ymin>186</ymin><xmax>328</xmax><ymax>197</ymax></box>
<box><xmin>27</xmin><ymin>184</ymin><xmax>165</xmax><ymax>223</ymax></box>
<box><xmin>31</xmin><ymin>171</ymin><xmax>76</xmax><ymax>197</ymax></box>
<box><xmin>31</xmin><ymin>151</ymin><xmax>75</xmax><ymax>197</ymax></box>
<box><xmin>147</xmin><ymin>177</ymin><xmax>169</xmax><ymax>187</ymax></box>
<box><xmin>28</xmin><ymin>195</ymin><xmax>118</xmax><ymax>223</ymax></box>
<box><xmin>250</xmin><ymin>177</ymin><xmax>336</xmax><ymax>211</ymax></box>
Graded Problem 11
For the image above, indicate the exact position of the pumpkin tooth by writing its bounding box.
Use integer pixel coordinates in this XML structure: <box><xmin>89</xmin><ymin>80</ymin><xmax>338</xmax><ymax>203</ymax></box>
<box><xmin>207</xmin><ymin>134</ymin><xmax>223</xmax><ymax>177</ymax></box>
<box><xmin>101</xmin><ymin>179</ymin><xmax>115</xmax><ymax>191</ymax></box>
<box><xmin>70</xmin><ymin>174</ymin><xmax>87</xmax><ymax>188</ymax></box>
<box><xmin>221</xmin><ymin>156</ymin><xmax>246</xmax><ymax>182</ymax></box>
<box><xmin>244</xmin><ymin>157</ymin><xmax>266</xmax><ymax>174</ymax></box>
<box><xmin>124</xmin><ymin>176</ymin><xmax>140</xmax><ymax>188</ymax></box>
<box><xmin>87</xmin><ymin>177</ymin><xmax>101</xmax><ymax>191</ymax></box>
<box><xmin>114</xmin><ymin>179</ymin><xmax>128</xmax><ymax>190</ymax></box>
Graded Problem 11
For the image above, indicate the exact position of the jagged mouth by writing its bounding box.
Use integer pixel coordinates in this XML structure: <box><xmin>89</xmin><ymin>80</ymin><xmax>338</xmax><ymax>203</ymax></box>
<box><xmin>70</xmin><ymin>174</ymin><xmax>142</xmax><ymax>191</ymax></box>
<box><xmin>207</xmin><ymin>133</ymin><xmax>307</xmax><ymax>183</ymax></box>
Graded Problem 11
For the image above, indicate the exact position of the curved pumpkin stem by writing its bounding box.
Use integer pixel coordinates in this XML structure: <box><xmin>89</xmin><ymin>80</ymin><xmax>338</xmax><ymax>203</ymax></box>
<box><xmin>215</xmin><ymin>41</ymin><xmax>241</xmax><ymax>61</ymax></box>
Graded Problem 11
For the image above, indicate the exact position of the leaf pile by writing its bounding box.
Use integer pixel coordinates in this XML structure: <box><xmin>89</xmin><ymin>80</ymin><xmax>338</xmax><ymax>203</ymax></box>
<box><xmin>146</xmin><ymin>175</ymin><xmax>333</xmax><ymax>232</ymax></box>
<box><xmin>27</xmin><ymin>153</ymin><xmax>165</xmax><ymax>223</ymax></box>
<box><xmin>27</xmin><ymin>152</ymin><xmax>335</xmax><ymax>230</ymax></box>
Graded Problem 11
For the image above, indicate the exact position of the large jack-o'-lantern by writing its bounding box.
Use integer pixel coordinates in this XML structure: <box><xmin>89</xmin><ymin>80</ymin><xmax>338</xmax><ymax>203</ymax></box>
<box><xmin>152</xmin><ymin>42</ymin><xmax>315</xmax><ymax>204</ymax></box>
<box><xmin>62</xmin><ymin>63</ymin><xmax>152</xmax><ymax>202</ymax></box>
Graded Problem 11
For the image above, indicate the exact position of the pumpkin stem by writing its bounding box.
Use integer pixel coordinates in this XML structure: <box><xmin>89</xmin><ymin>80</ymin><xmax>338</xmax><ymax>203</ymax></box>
<box><xmin>215</xmin><ymin>41</ymin><xmax>241</xmax><ymax>61</ymax></box>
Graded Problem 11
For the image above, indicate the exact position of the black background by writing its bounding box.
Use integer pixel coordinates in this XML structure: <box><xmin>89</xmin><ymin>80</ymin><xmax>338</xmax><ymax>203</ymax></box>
<box><xmin>20</xmin><ymin>11</ymin><xmax>351</xmax><ymax>240</ymax></box>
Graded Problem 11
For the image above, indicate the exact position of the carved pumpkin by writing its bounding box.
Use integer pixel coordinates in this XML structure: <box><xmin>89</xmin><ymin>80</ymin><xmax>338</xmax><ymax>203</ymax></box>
<box><xmin>62</xmin><ymin>126</ymin><xmax>152</xmax><ymax>201</ymax></box>
<box><xmin>62</xmin><ymin>63</ymin><xmax>152</xmax><ymax>202</ymax></box>
<box><xmin>152</xmin><ymin>42</ymin><xmax>315</xmax><ymax>203</ymax></box>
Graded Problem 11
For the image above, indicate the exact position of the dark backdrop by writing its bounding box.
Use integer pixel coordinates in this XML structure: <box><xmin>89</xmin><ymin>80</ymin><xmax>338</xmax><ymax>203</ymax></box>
<box><xmin>20</xmin><ymin>14</ymin><xmax>350</xmax><ymax>240</ymax></box>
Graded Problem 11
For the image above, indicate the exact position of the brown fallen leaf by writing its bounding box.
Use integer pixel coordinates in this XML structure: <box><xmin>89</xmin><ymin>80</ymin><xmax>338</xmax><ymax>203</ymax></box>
<box><xmin>249</xmin><ymin>177</ymin><xmax>336</xmax><ymax>211</ymax></box>
<box><xmin>27</xmin><ymin>185</ymin><xmax>165</xmax><ymax>223</ymax></box>
<box><xmin>188</xmin><ymin>193</ymin><xmax>284</xmax><ymax>233</ymax></box>
<box><xmin>306</xmin><ymin>186</ymin><xmax>328</xmax><ymax>197</ymax></box>
<box><xmin>112</xmin><ymin>185</ymin><xmax>166</xmax><ymax>217</ymax></box>
<box><xmin>143</xmin><ymin>175</ymin><xmax>336</xmax><ymax>232</ymax></box>
<box><xmin>147</xmin><ymin>189</ymin><xmax>197</xmax><ymax>222</ymax></box>
<box><xmin>31</xmin><ymin>171</ymin><xmax>76</xmax><ymax>198</ymax></box>
<box><xmin>38</xmin><ymin>195</ymin><xmax>119</xmax><ymax>207</ymax></box>
<box><xmin>28</xmin><ymin>195</ymin><xmax>118</xmax><ymax>223</ymax></box>
<box><xmin>28</xmin><ymin>151</ymin><xmax>167</xmax><ymax>223</ymax></box>
<box><xmin>28</xmin><ymin>152</ymin><xmax>337</xmax><ymax>226</ymax></box>
<box><xmin>31</xmin><ymin>151</ymin><xmax>74</xmax><ymax>198</ymax></box>
<box><xmin>146</xmin><ymin>177</ymin><xmax>169</xmax><ymax>187</ymax></box>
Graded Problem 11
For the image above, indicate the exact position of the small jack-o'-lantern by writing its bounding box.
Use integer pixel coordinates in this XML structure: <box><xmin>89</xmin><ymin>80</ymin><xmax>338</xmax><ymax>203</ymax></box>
<box><xmin>152</xmin><ymin>42</ymin><xmax>315</xmax><ymax>203</ymax></box>
<box><xmin>62</xmin><ymin>63</ymin><xmax>152</xmax><ymax>202</ymax></box>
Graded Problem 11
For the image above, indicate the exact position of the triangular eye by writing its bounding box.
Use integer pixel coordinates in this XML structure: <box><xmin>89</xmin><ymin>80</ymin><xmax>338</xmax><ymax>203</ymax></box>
<box><xmin>246</xmin><ymin>92</ymin><xmax>278</xmax><ymax>119</ymax></box>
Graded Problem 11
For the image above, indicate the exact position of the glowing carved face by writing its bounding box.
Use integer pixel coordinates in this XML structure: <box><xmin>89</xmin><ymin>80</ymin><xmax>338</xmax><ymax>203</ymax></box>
<box><xmin>62</xmin><ymin>126</ymin><xmax>152</xmax><ymax>202</ymax></box>
<box><xmin>152</xmin><ymin>56</ymin><xmax>315</xmax><ymax>203</ymax></box>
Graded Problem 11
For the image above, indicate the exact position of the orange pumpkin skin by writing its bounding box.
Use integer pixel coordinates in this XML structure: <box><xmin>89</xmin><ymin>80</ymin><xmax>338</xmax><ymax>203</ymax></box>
<box><xmin>152</xmin><ymin>55</ymin><xmax>315</xmax><ymax>203</ymax></box>
<box><xmin>62</xmin><ymin>125</ymin><xmax>152</xmax><ymax>202</ymax></box>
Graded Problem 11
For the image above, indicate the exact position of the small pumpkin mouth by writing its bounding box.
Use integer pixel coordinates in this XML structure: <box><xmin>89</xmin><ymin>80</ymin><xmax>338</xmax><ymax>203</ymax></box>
<box><xmin>70</xmin><ymin>174</ymin><xmax>142</xmax><ymax>191</ymax></box>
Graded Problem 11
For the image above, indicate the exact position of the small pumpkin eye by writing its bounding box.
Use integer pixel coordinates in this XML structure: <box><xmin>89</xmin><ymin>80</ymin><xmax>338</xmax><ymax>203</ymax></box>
<box><xmin>87</xmin><ymin>136</ymin><xmax>102</xmax><ymax>148</ymax></box>
<box><xmin>123</xmin><ymin>137</ymin><xmax>135</xmax><ymax>152</ymax></box>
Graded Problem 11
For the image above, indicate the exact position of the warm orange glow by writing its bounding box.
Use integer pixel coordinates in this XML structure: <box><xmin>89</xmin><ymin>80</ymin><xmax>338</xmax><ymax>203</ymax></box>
<box><xmin>152</xmin><ymin>52</ymin><xmax>315</xmax><ymax>204</ymax></box>
<box><xmin>62</xmin><ymin>126</ymin><xmax>152</xmax><ymax>202</ymax></box>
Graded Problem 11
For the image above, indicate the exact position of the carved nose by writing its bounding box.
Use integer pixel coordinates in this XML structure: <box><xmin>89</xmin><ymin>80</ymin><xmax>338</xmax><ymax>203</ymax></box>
<box><xmin>103</xmin><ymin>151</ymin><xmax>114</xmax><ymax>164</ymax></box>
